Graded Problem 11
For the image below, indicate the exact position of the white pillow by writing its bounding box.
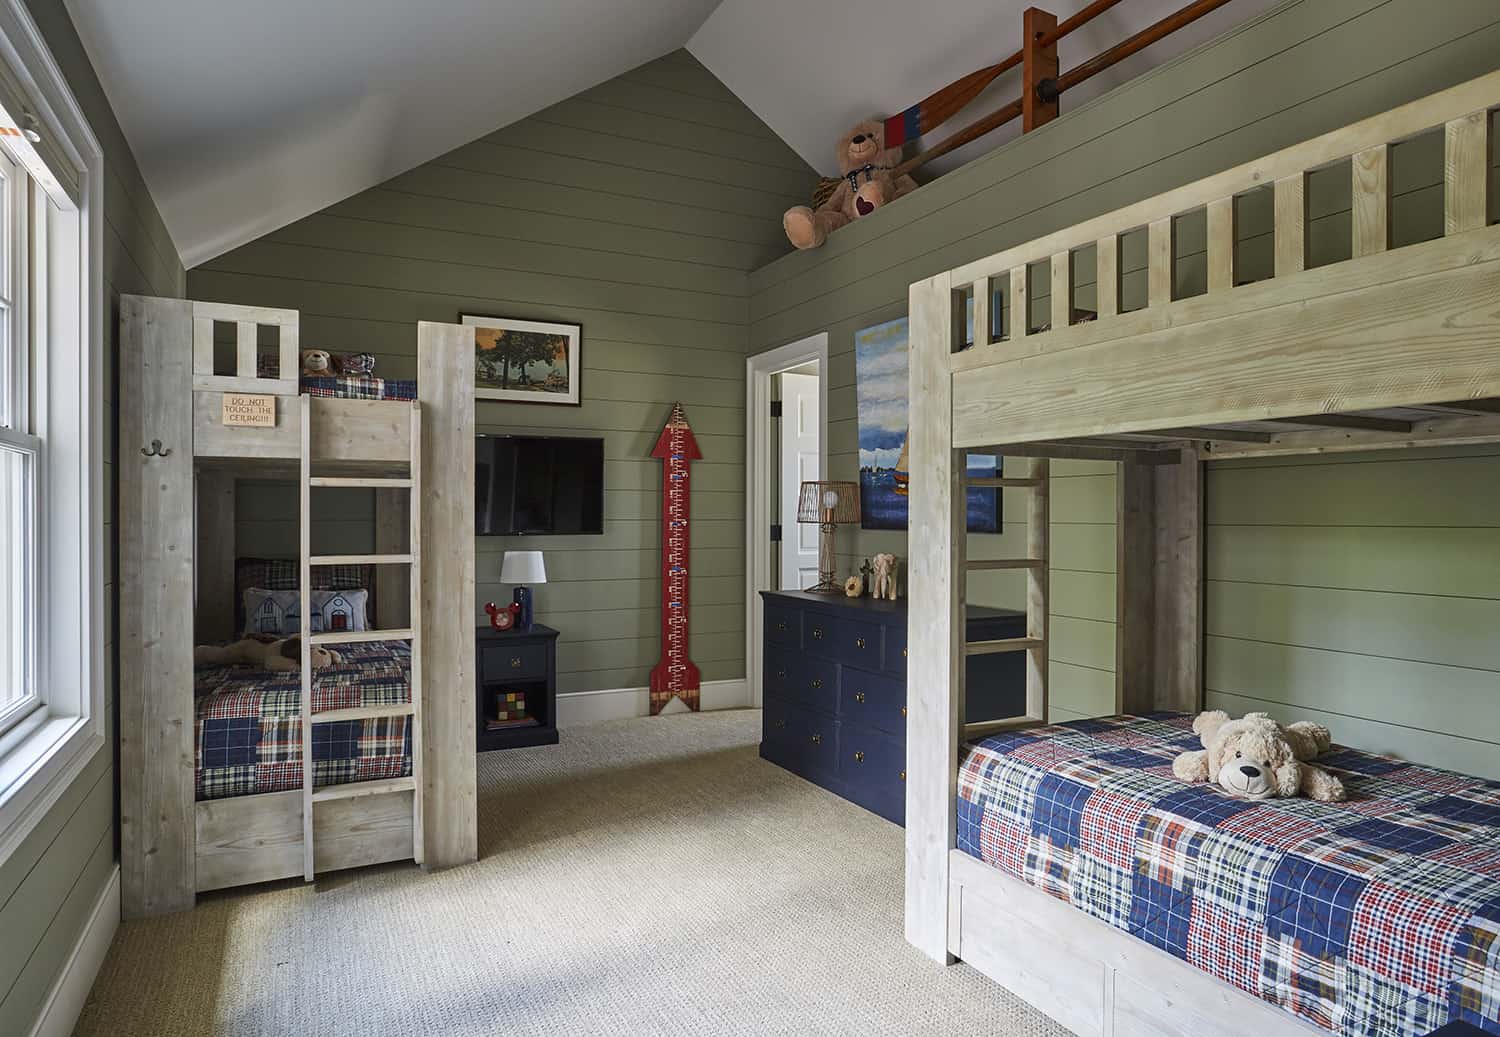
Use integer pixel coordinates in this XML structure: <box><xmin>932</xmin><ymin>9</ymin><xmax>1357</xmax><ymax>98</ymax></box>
<box><xmin>242</xmin><ymin>587</ymin><xmax>369</xmax><ymax>637</ymax></box>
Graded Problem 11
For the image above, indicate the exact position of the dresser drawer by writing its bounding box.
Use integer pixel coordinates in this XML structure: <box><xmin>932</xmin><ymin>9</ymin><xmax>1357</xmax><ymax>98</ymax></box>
<box><xmin>765</xmin><ymin>601</ymin><xmax>800</xmax><ymax>649</ymax></box>
<box><xmin>763</xmin><ymin>698</ymin><xmax>839</xmax><ymax>780</ymax></box>
<box><xmin>839</xmin><ymin>725</ymin><xmax>905</xmax><ymax>824</ymax></box>
<box><xmin>834</xmin><ymin>617</ymin><xmax>884</xmax><ymax>669</ymax></box>
<box><xmin>885</xmin><ymin>624</ymin><xmax>908</xmax><ymax>677</ymax></box>
<box><xmin>480</xmin><ymin>642</ymin><xmax>547</xmax><ymax>681</ymax></box>
<box><xmin>800</xmin><ymin>610</ymin><xmax>840</xmax><ymax>661</ymax></box>
<box><xmin>838</xmin><ymin>667</ymin><xmax>905</xmax><ymax>735</ymax></box>
<box><xmin>764</xmin><ymin>646</ymin><xmax>837</xmax><ymax>714</ymax></box>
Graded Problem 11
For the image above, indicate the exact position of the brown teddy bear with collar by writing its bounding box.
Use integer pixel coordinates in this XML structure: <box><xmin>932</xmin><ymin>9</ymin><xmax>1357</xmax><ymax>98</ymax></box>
<box><xmin>784</xmin><ymin>119</ymin><xmax>918</xmax><ymax>250</ymax></box>
<box><xmin>1172</xmin><ymin>710</ymin><xmax>1346</xmax><ymax>802</ymax></box>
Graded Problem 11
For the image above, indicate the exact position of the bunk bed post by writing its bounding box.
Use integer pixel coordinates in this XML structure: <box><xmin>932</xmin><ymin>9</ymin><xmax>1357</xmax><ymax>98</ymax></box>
<box><xmin>416</xmin><ymin>322</ymin><xmax>478</xmax><ymax>869</ymax></box>
<box><xmin>1444</xmin><ymin>109</ymin><xmax>1490</xmax><ymax>235</ymax></box>
<box><xmin>1115</xmin><ymin>463</ymin><xmax>1155</xmax><ymax>713</ymax></box>
<box><xmin>374</xmin><ymin>488</ymin><xmax>411</xmax><ymax>628</ymax></box>
<box><xmin>119</xmin><ymin>295</ymin><xmax>197</xmax><ymax>918</ymax></box>
<box><xmin>904</xmin><ymin>271</ymin><xmax>963</xmax><ymax>964</ymax></box>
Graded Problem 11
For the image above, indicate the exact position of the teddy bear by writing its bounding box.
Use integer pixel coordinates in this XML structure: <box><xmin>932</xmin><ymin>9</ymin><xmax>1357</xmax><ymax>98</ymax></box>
<box><xmin>1172</xmin><ymin>710</ymin><xmax>1346</xmax><ymax>802</ymax></box>
<box><xmin>195</xmin><ymin>635</ymin><xmax>344</xmax><ymax>674</ymax></box>
<box><xmin>784</xmin><ymin>119</ymin><xmax>918</xmax><ymax>250</ymax></box>
<box><xmin>300</xmin><ymin>348</ymin><xmax>333</xmax><ymax>376</ymax></box>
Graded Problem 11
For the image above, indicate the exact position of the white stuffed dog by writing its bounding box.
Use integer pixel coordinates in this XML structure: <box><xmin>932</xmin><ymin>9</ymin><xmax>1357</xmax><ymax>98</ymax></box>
<box><xmin>195</xmin><ymin>636</ymin><xmax>343</xmax><ymax>674</ymax></box>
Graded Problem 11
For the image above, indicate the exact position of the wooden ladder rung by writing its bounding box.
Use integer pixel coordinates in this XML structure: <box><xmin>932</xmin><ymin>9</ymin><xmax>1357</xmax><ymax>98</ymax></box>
<box><xmin>311</xmin><ymin>628</ymin><xmax>414</xmax><ymax>646</ymax></box>
<box><xmin>311</xmin><ymin>702</ymin><xmax>414</xmax><ymax>723</ymax></box>
<box><xmin>966</xmin><ymin>637</ymin><xmax>1044</xmax><ymax>656</ymax></box>
<box><xmin>310</xmin><ymin>553</ymin><xmax>413</xmax><ymax>566</ymax></box>
<box><xmin>964</xmin><ymin>477</ymin><xmax>1042</xmax><ymax>488</ymax></box>
<box><xmin>310</xmin><ymin>775</ymin><xmax>416</xmax><ymax>803</ymax></box>
<box><xmin>966</xmin><ymin>558</ymin><xmax>1045</xmax><ymax>571</ymax></box>
<box><xmin>308</xmin><ymin>476</ymin><xmax>413</xmax><ymax>488</ymax></box>
<box><xmin>964</xmin><ymin>716</ymin><xmax>1045</xmax><ymax>739</ymax></box>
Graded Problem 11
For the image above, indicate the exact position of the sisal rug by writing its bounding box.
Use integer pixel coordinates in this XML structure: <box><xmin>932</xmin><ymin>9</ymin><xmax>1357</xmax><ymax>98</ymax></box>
<box><xmin>75</xmin><ymin>709</ymin><xmax>1070</xmax><ymax>1036</ymax></box>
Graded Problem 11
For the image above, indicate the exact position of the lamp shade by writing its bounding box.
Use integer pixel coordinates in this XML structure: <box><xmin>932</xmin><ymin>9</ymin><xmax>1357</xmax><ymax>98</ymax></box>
<box><xmin>797</xmin><ymin>480</ymin><xmax>860</xmax><ymax>524</ymax></box>
<box><xmin>500</xmin><ymin>550</ymin><xmax>547</xmax><ymax>584</ymax></box>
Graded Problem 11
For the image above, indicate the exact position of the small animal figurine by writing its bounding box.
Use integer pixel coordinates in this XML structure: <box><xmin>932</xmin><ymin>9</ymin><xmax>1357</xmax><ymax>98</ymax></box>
<box><xmin>859</xmin><ymin>558</ymin><xmax>874</xmax><ymax>593</ymax></box>
<box><xmin>843</xmin><ymin>575</ymin><xmax>863</xmax><ymax>598</ymax></box>
<box><xmin>871</xmin><ymin>552</ymin><xmax>898</xmax><ymax>601</ymax></box>
<box><xmin>301</xmin><ymin>348</ymin><xmax>333</xmax><ymax>376</ymax></box>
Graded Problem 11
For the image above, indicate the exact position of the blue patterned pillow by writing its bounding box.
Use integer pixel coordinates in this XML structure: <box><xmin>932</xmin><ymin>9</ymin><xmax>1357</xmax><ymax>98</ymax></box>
<box><xmin>241</xmin><ymin>587</ymin><xmax>369</xmax><ymax>636</ymax></box>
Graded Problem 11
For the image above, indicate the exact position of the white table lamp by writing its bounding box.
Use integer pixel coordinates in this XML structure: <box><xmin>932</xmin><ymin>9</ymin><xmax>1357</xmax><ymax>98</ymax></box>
<box><xmin>500</xmin><ymin>550</ymin><xmax>547</xmax><ymax>629</ymax></box>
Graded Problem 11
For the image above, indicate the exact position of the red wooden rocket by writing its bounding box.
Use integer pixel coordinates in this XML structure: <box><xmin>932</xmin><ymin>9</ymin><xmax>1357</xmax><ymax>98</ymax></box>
<box><xmin>649</xmin><ymin>402</ymin><xmax>702</xmax><ymax>714</ymax></box>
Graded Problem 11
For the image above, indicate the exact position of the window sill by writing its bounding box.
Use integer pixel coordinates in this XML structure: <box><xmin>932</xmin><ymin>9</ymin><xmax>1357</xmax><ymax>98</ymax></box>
<box><xmin>0</xmin><ymin>710</ymin><xmax>103</xmax><ymax>865</ymax></box>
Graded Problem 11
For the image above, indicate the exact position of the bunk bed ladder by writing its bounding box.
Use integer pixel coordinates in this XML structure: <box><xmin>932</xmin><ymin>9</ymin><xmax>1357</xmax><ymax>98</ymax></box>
<box><xmin>299</xmin><ymin>396</ymin><xmax>424</xmax><ymax>882</ymax></box>
<box><xmin>962</xmin><ymin>457</ymin><xmax>1049</xmax><ymax>738</ymax></box>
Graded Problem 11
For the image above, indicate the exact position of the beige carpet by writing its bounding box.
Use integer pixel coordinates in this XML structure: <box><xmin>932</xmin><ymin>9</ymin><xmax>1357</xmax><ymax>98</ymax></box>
<box><xmin>76</xmin><ymin>709</ymin><xmax>1070</xmax><ymax>1036</ymax></box>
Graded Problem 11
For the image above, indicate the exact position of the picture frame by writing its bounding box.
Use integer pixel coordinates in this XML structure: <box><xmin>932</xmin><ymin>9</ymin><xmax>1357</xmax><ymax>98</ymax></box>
<box><xmin>461</xmin><ymin>314</ymin><xmax>581</xmax><ymax>406</ymax></box>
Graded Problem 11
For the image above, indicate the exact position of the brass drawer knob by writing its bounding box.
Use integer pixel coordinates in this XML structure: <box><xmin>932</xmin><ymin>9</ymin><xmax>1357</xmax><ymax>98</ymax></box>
<box><xmin>854</xmin><ymin>751</ymin><xmax>865</xmax><ymax>763</ymax></box>
<box><xmin>776</xmin><ymin>669</ymin><xmax>787</xmax><ymax>680</ymax></box>
<box><xmin>854</xmin><ymin>692</ymin><xmax>866</xmax><ymax>704</ymax></box>
<box><xmin>902</xmin><ymin>647</ymin><xmax>908</xmax><ymax>657</ymax></box>
<box><xmin>812</xmin><ymin>627</ymin><xmax>824</xmax><ymax>639</ymax></box>
<box><xmin>775</xmin><ymin>719</ymin><xmax>786</xmax><ymax>729</ymax></box>
<box><xmin>901</xmin><ymin>706</ymin><xmax>907</xmax><ymax>718</ymax></box>
<box><xmin>855</xmin><ymin>637</ymin><xmax>866</xmax><ymax>649</ymax></box>
<box><xmin>810</xmin><ymin>733</ymin><xmax>822</xmax><ymax>745</ymax></box>
<box><xmin>777</xmin><ymin>620</ymin><xmax>787</xmax><ymax>631</ymax></box>
<box><xmin>811</xmin><ymin>678</ymin><xmax>823</xmax><ymax>689</ymax></box>
<box><xmin>900</xmin><ymin>769</ymin><xmax>906</xmax><ymax>781</ymax></box>
<box><xmin>510</xmin><ymin>657</ymin><xmax>522</xmax><ymax>669</ymax></box>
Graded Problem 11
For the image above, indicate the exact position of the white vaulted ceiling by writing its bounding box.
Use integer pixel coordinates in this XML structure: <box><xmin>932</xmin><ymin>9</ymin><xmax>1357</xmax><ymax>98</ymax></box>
<box><xmin>65</xmin><ymin>0</ymin><xmax>1278</xmax><ymax>268</ymax></box>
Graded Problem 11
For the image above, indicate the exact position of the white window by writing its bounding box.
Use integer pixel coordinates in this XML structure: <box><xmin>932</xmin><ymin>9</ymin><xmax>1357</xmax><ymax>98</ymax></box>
<box><xmin>0</xmin><ymin>0</ymin><xmax>105</xmax><ymax>863</ymax></box>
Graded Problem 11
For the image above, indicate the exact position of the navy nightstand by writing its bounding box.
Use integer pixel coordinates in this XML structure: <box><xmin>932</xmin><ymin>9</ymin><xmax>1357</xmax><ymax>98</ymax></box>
<box><xmin>475</xmin><ymin>623</ymin><xmax>560</xmax><ymax>751</ymax></box>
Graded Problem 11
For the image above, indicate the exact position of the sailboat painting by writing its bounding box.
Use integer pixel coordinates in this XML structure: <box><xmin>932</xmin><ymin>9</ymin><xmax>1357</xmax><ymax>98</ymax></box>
<box><xmin>854</xmin><ymin>317</ymin><xmax>1000</xmax><ymax>532</ymax></box>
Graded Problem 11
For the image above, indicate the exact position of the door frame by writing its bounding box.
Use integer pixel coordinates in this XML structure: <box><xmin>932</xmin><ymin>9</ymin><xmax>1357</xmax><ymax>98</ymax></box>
<box><xmin>745</xmin><ymin>333</ymin><xmax>828</xmax><ymax>708</ymax></box>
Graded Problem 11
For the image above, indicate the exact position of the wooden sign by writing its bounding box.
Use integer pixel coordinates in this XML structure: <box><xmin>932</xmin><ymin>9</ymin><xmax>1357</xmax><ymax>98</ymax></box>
<box><xmin>648</xmin><ymin>402</ymin><xmax>702</xmax><ymax>715</ymax></box>
<box><xmin>221</xmin><ymin>393</ymin><xmax>275</xmax><ymax>427</ymax></box>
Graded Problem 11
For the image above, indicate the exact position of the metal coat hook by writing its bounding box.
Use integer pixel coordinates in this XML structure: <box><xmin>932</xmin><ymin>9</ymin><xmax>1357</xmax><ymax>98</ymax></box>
<box><xmin>141</xmin><ymin>439</ymin><xmax>171</xmax><ymax>457</ymax></box>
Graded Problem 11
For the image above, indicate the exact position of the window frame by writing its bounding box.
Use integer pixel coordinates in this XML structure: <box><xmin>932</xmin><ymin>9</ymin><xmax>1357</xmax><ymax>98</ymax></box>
<box><xmin>0</xmin><ymin>0</ymin><xmax>106</xmax><ymax>864</ymax></box>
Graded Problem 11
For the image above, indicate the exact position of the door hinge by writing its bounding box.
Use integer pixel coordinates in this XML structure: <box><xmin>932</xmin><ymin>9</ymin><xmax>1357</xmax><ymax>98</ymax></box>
<box><xmin>769</xmin><ymin>400</ymin><xmax>782</xmax><ymax>418</ymax></box>
<box><xmin>769</xmin><ymin>524</ymin><xmax>782</xmax><ymax>543</ymax></box>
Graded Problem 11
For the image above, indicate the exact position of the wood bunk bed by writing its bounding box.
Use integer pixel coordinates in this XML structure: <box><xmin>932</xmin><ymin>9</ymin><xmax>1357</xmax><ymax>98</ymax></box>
<box><xmin>119</xmin><ymin>298</ymin><xmax>478</xmax><ymax>918</ymax></box>
<box><xmin>904</xmin><ymin>72</ymin><xmax>1500</xmax><ymax>1036</ymax></box>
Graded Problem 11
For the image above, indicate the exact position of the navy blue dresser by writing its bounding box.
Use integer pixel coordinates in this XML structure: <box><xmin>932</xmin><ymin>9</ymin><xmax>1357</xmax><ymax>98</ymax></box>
<box><xmin>759</xmin><ymin>590</ymin><xmax>1027</xmax><ymax>825</ymax></box>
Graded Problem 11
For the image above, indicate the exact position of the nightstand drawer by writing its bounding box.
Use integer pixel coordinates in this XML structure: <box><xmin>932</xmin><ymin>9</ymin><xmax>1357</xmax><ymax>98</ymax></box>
<box><xmin>838</xmin><ymin>667</ymin><xmax>905</xmax><ymax>735</ymax></box>
<box><xmin>765</xmin><ymin>602</ymin><xmax>800</xmax><ymax>649</ymax></box>
<box><xmin>835</xmin><ymin>617</ymin><xmax>884</xmax><ymax>668</ymax></box>
<box><xmin>481</xmin><ymin>642</ymin><xmax>547</xmax><ymax>681</ymax></box>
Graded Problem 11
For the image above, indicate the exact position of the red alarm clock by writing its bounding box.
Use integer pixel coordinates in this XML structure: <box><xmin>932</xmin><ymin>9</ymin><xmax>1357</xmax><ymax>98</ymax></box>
<box><xmin>484</xmin><ymin>601</ymin><xmax>520</xmax><ymax>631</ymax></box>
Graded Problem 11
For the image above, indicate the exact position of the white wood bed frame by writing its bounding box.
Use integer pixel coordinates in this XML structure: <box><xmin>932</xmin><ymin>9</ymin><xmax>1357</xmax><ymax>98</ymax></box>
<box><xmin>119</xmin><ymin>297</ymin><xmax>478</xmax><ymax>917</ymax></box>
<box><xmin>904</xmin><ymin>72</ymin><xmax>1500</xmax><ymax>1036</ymax></box>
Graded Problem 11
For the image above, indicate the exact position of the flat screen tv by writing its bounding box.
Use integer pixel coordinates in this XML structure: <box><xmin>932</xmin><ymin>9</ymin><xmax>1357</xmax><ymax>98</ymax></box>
<box><xmin>476</xmin><ymin>435</ymin><xmax>605</xmax><ymax>536</ymax></box>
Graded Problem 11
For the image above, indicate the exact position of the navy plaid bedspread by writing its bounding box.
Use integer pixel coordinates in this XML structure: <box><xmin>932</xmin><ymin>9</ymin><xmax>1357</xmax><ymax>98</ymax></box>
<box><xmin>957</xmin><ymin>713</ymin><xmax>1500</xmax><ymax>1036</ymax></box>
<box><xmin>195</xmin><ymin>641</ymin><xmax>412</xmax><ymax>801</ymax></box>
<box><xmin>299</xmin><ymin>375</ymin><xmax>416</xmax><ymax>400</ymax></box>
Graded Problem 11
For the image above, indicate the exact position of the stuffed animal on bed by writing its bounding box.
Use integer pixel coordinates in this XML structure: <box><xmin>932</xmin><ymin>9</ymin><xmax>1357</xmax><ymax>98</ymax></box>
<box><xmin>300</xmin><ymin>349</ymin><xmax>333</xmax><ymax>376</ymax></box>
<box><xmin>783</xmin><ymin>119</ymin><xmax>918</xmax><ymax>250</ymax></box>
<box><xmin>195</xmin><ymin>636</ymin><xmax>344</xmax><ymax>674</ymax></box>
<box><xmin>1172</xmin><ymin>710</ymin><xmax>1346</xmax><ymax>802</ymax></box>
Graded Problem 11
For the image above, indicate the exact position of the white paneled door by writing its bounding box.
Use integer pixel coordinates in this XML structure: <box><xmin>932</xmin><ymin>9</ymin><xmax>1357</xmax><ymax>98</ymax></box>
<box><xmin>779</xmin><ymin>371</ymin><xmax>820</xmax><ymax>590</ymax></box>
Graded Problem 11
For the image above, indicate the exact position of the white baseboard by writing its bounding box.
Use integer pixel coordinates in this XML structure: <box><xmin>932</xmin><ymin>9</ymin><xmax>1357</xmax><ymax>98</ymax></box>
<box><xmin>28</xmin><ymin>864</ymin><xmax>118</xmax><ymax>1037</ymax></box>
<box><xmin>556</xmin><ymin>677</ymin><xmax>750</xmax><ymax>729</ymax></box>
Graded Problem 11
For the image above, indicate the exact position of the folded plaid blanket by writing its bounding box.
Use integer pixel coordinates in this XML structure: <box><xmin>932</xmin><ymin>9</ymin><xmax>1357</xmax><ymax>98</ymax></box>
<box><xmin>958</xmin><ymin>713</ymin><xmax>1500</xmax><ymax>1036</ymax></box>
<box><xmin>299</xmin><ymin>375</ymin><xmax>416</xmax><ymax>401</ymax></box>
<box><xmin>195</xmin><ymin>640</ymin><xmax>412</xmax><ymax>801</ymax></box>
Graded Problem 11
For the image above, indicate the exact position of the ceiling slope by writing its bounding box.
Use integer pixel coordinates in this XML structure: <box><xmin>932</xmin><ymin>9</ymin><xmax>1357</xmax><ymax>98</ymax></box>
<box><xmin>64</xmin><ymin>0</ymin><xmax>725</xmax><ymax>267</ymax></box>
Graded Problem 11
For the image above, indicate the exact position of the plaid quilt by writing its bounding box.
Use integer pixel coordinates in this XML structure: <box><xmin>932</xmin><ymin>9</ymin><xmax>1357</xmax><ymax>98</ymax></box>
<box><xmin>300</xmin><ymin>375</ymin><xmax>416</xmax><ymax>401</ymax></box>
<box><xmin>195</xmin><ymin>640</ymin><xmax>412</xmax><ymax>801</ymax></box>
<box><xmin>957</xmin><ymin>713</ymin><xmax>1500</xmax><ymax>1036</ymax></box>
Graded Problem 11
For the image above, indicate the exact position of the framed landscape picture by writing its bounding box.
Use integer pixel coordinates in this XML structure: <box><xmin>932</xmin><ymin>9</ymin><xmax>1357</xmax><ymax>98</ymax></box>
<box><xmin>462</xmin><ymin>314</ymin><xmax>581</xmax><ymax>405</ymax></box>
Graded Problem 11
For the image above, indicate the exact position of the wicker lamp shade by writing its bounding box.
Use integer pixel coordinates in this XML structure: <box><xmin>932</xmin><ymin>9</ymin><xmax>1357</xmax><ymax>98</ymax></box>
<box><xmin>795</xmin><ymin>481</ymin><xmax>860</xmax><ymax>593</ymax></box>
<box><xmin>796</xmin><ymin>481</ymin><xmax>861</xmax><ymax>525</ymax></box>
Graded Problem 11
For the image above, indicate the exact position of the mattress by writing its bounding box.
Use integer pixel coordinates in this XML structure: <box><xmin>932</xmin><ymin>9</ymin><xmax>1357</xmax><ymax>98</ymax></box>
<box><xmin>957</xmin><ymin>713</ymin><xmax>1500</xmax><ymax>1036</ymax></box>
<box><xmin>194</xmin><ymin>640</ymin><xmax>412</xmax><ymax>801</ymax></box>
<box><xmin>299</xmin><ymin>374</ymin><xmax>416</xmax><ymax>400</ymax></box>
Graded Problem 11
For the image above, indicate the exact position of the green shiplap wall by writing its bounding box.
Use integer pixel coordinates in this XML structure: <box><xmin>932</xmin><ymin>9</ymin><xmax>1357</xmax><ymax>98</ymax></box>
<box><xmin>746</xmin><ymin>0</ymin><xmax>1500</xmax><ymax>726</ymax></box>
<box><xmin>1</xmin><ymin>2</ymin><xmax>184</xmax><ymax>1034</ymax></box>
<box><xmin>1205</xmin><ymin>446</ymin><xmax>1500</xmax><ymax>780</ymax></box>
<box><xmin>191</xmin><ymin>50</ymin><xmax>818</xmax><ymax>697</ymax></box>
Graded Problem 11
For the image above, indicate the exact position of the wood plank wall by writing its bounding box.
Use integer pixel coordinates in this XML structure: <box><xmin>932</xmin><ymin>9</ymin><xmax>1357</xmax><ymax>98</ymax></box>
<box><xmin>190</xmin><ymin>51</ymin><xmax>818</xmax><ymax>697</ymax></box>
<box><xmin>746</xmin><ymin>0</ymin><xmax>1500</xmax><ymax>725</ymax></box>
<box><xmin>0</xmin><ymin>2</ymin><xmax>185</xmax><ymax>1034</ymax></box>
